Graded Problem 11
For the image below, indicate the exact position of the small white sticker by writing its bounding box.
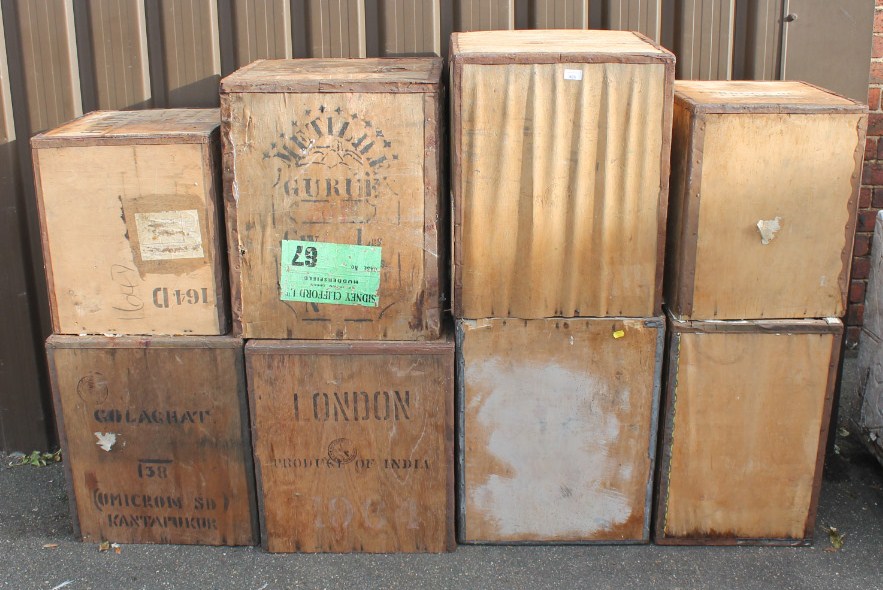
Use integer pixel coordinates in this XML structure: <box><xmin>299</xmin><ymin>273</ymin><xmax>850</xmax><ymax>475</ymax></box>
<box><xmin>135</xmin><ymin>210</ymin><xmax>205</xmax><ymax>261</ymax></box>
<box><xmin>563</xmin><ymin>69</ymin><xmax>583</xmax><ymax>81</ymax></box>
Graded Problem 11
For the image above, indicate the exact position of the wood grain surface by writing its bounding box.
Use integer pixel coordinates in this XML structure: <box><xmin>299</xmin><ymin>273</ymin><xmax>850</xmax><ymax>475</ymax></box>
<box><xmin>246</xmin><ymin>337</ymin><xmax>455</xmax><ymax>552</ymax></box>
<box><xmin>46</xmin><ymin>335</ymin><xmax>257</xmax><ymax>546</ymax></box>
<box><xmin>665</xmin><ymin>80</ymin><xmax>866</xmax><ymax>320</ymax></box>
<box><xmin>656</xmin><ymin>316</ymin><xmax>841</xmax><ymax>544</ymax></box>
<box><xmin>458</xmin><ymin>317</ymin><xmax>664</xmax><ymax>543</ymax></box>
<box><xmin>33</xmin><ymin>110</ymin><xmax>228</xmax><ymax>335</ymax></box>
<box><xmin>451</xmin><ymin>31</ymin><xmax>674</xmax><ymax>318</ymax></box>
<box><xmin>222</xmin><ymin>58</ymin><xmax>443</xmax><ymax>339</ymax></box>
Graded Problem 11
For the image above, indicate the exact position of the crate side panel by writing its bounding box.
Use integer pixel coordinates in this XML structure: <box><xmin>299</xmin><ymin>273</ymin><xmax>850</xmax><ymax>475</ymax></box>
<box><xmin>662</xmin><ymin>330</ymin><xmax>835</xmax><ymax>540</ymax></box>
<box><xmin>689</xmin><ymin>112</ymin><xmax>862</xmax><ymax>319</ymax></box>
<box><xmin>460</xmin><ymin>317</ymin><xmax>660</xmax><ymax>542</ymax></box>
<box><xmin>36</xmin><ymin>142</ymin><xmax>225</xmax><ymax>335</ymax></box>
<box><xmin>457</xmin><ymin>61</ymin><xmax>666</xmax><ymax>318</ymax></box>
<box><xmin>228</xmin><ymin>90</ymin><xmax>439</xmax><ymax>339</ymax></box>
<box><xmin>247</xmin><ymin>343</ymin><xmax>454</xmax><ymax>552</ymax></box>
<box><xmin>49</xmin><ymin>341</ymin><xmax>255</xmax><ymax>545</ymax></box>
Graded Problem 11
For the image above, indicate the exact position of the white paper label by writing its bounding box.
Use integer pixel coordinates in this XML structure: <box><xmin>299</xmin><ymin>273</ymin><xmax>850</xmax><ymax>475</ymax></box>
<box><xmin>134</xmin><ymin>210</ymin><xmax>205</xmax><ymax>261</ymax></box>
<box><xmin>563</xmin><ymin>69</ymin><xmax>583</xmax><ymax>81</ymax></box>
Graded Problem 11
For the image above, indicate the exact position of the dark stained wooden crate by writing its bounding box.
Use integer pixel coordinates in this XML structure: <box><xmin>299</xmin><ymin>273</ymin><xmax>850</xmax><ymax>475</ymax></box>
<box><xmin>245</xmin><ymin>336</ymin><xmax>455</xmax><ymax>552</ymax></box>
<box><xmin>221</xmin><ymin>58</ymin><xmax>445</xmax><ymax>340</ymax></box>
<box><xmin>457</xmin><ymin>317</ymin><xmax>665</xmax><ymax>543</ymax></box>
<box><xmin>46</xmin><ymin>335</ymin><xmax>257</xmax><ymax>545</ymax></box>
<box><xmin>655</xmin><ymin>314</ymin><xmax>842</xmax><ymax>545</ymax></box>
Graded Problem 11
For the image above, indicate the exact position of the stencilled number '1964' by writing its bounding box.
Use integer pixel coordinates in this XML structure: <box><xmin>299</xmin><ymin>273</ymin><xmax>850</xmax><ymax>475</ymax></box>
<box><xmin>291</xmin><ymin>245</ymin><xmax>318</xmax><ymax>267</ymax></box>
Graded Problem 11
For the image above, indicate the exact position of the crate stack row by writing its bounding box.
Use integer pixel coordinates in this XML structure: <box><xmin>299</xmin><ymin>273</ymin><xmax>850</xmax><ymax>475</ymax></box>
<box><xmin>450</xmin><ymin>31</ymin><xmax>674</xmax><ymax>543</ymax></box>
<box><xmin>221</xmin><ymin>58</ymin><xmax>455</xmax><ymax>553</ymax></box>
<box><xmin>34</xmin><ymin>58</ymin><xmax>459</xmax><ymax>553</ymax></box>
<box><xmin>33</xmin><ymin>28</ymin><xmax>868</xmax><ymax>552</ymax></box>
<box><xmin>32</xmin><ymin>110</ymin><xmax>258</xmax><ymax>546</ymax></box>
<box><xmin>656</xmin><ymin>81</ymin><xmax>866</xmax><ymax>545</ymax></box>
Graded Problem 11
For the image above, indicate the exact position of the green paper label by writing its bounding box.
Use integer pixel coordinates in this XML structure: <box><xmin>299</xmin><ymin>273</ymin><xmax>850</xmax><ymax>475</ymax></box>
<box><xmin>280</xmin><ymin>240</ymin><xmax>381</xmax><ymax>307</ymax></box>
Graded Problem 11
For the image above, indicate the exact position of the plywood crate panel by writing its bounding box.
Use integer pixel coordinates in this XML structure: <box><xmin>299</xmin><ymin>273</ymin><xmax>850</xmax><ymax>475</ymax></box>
<box><xmin>458</xmin><ymin>317</ymin><xmax>664</xmax><ymax>543</ymax></box>
<box><xmin>450</xmin><ymin>30</ymin><xmax>675</xmax><ymax>319</ymax></box>
<box><xmin>246</xmin><ymin>337</ymin><xmax>455</xmax><ymax>552</ymax></box>
<box><xmin>221</xmin><ymin>58</ymin><xmax>444</xmax><ymax>340</ymax></box>
<box><xmin>32</xmin><ymin>109</ymin><xmax>229</xmax><ymax>335</ymax></box>
<box><xmin>655</xmin><ymin>315</ymin><xmax>842</xmax><ymax>545</ymax></box>
<box><xmin>46</xmin><ymin>335</ymin><xmax>257</xmax><ymax>546</ymax></box>
<box><xmin>665</xmin><ymin>81</ymin><xmax>867</xmax><ymax>320</ymax></box>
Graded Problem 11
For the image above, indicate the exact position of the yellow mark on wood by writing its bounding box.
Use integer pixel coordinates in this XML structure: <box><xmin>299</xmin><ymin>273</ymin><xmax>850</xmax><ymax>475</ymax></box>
<box><xmin>613</xmin><ymin>330</ymin><xmax>626</xmax><ymax>339</ymax></box>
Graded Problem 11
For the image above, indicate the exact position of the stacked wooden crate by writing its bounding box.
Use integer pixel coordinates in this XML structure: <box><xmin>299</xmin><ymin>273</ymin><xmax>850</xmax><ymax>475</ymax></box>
<box><xmin>220</xmin><ymin>58</ymin><xmax>455</xmax><ymax>553</ymax></box>
<box><xmin>451</xmin><ymin>30</ymin><xmax>674</xmax><ymax>544</ymax></box>
<box><xmin>656</xmin><ymin>81</ymin><xmax>867</xmax><ymax>545</ymax></box>
<box><xmin>32</xmin><ymin>110</ymin><xmax>257</xmax><ymax>545</ymax></box>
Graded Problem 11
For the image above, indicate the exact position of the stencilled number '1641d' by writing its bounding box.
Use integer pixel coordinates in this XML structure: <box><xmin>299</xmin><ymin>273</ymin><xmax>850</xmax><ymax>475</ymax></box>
<box><xmin>292</xmin><ymin>245</ymin><xmax>318</xmax><ymax>267</ymax></box>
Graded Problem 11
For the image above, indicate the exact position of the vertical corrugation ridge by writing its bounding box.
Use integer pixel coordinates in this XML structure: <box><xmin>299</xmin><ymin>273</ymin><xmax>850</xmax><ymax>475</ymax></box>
<box><xmin>544</xmin><ymin>64</ymin><xmax>569</xmax><ymax>314</ymax></box>
<box><xmin>493</xmin><ymin>65</ymin><xmax>522</xmax><ymax>314</ymax></box>
<box><xmin>590</xmin><ymin>66</ymin><xmax>612</xmax><ymax>316</ymax></box>
<box><xmin>561</xmin><ymin>64</ymin><xmax>590</xmax><ymax>314</ymax></box>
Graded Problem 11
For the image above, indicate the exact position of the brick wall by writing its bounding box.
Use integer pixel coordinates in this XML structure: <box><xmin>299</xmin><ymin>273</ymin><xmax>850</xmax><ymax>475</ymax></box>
<box><xmin>851</xmin><ymin>0</ymin><xmax>883</xmax><ymax>347</ymax></box>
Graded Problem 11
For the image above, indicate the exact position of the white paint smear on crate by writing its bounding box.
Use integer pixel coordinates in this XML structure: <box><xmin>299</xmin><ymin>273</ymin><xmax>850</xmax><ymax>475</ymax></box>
<box><xmin>469</xmin><ymin>359</ymin><xmax>633</xmax><ymax>537</ymax></box>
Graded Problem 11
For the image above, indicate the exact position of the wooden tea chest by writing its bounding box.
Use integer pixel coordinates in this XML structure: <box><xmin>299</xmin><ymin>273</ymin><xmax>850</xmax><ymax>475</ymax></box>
<box><xmin>46</xmin><ymin>335</ymin><xmax>257</xmax><ymax>545</ymax></box>
<box><xmin>655</xmin><ymin>315</ymin><xmax>842</xmax><ymax>545</ymax></box>
<box><xmin>450</xmin><ymin>30</ymin><xmax>674</xmax><ymax>319</ymax></box>
<box><xmin>457</xmin><ymin>317</ymin><xmax>664</xmax><ymax>543</ymax></box>
<box><xmin>221</xmin><ymin>58</ymin><xmax>444</xmax><ymax>339</ymax></box>
<box><xmin>665</xmin><ymin>81</ymin><xmax>866</xmax><ymax>320</ymax></box>
<box><xmin>32</xmin><ymin>109</ymin><xmax>228</xmax><ymax>335</ymax></box>
<box><xmin>245</xmin><ymin>337</ymin><xmax>455</xmax><ymax>552</ymax></box>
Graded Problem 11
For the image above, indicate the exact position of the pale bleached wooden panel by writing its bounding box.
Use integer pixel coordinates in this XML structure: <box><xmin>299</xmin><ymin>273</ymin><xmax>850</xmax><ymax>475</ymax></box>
<box><xmin>661</xmin><ymin>327</ymin><xmax>836</xmax><ymax>541</ymax></box>
<box><xmin>35</xmin><ymin>135</ymin><xmax>227</xmax><ymax>335</ymax></box>
<box><xmin>378</xmin><ymin>0</ymin><xmax>441</xmax><ymax>56</ymax></box>
<box><xmin>528</xmin><ymin>0</ymin><xmax>589</xmax><ymax>28</ymax></box>
<box><xmin>224</xmin><ymin>89</ymin><xmax>441</xmax><ymax>339</ymax></box>
<box><xmin>76</xmin><ymin>0</ymin><xmax>153</xmax><ymax>110</ymax></box>
<box><xmin>460</xmin><ymin>317</ymin><xmax>663</xmax><ymax>542</ymax></box>
<box><xmin>603</xmin><ymin>0</ymin><xmax>661</xmax><ymax>42</ymax></box>
<box><xmin>37</xmin><ymin>108</ymin><xmax>218</xmax><ymax>142</ymax></box>
<box><xmin>674</xmin><ymin>0</ymin><xmax>735</xmax><ymax>80</ymax></box>
<box><xmin>230</xmin><ymin>0</ymin><xmax>292</xmax><ymax>66</ymax></box>
<box><xmin>676</xmin><ymin>79</ymin><xmax>857</xmax><ymax>108</ymax></box>
<box><xmin>153</xmin><ymin>0</ymin><xmax>222</xmax><ymax>107</ymax></box>
<box><xmin>302</xmin><ymin>0</ymin><xmax>367</xmax><ymax>57</ymax></box>
<box><xmin>454</xmin><ymin>0</ymin><xmax>514</xmax><ymax>31</ymax></box>
<box><xmin>47</xmin><ymin>336</ymin><xmax>256</xmax><ymax>545</ymax></box>
<box><xmin>456</xmin><ymin>61</ymin><xmax>668</xmax><ymax>318</ymax></box>
<box><xmin>452</xmin><ymin>29</ymin><xmax>666</xmax><ymax>55</ymax></box>
<box><xmin>688</xmin><ymin>111</ymin><xmax>863</xmax><ymax>319</ymax></box>
<box><xmin>246</xmin><ymin>339</ymin><xmax>455</xmax><ymax>552</ymax></box>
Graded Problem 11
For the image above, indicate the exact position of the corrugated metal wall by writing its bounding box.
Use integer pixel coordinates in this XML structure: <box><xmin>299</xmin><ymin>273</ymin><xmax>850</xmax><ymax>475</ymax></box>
<box><xmin>0</xmin><ymin>0</ymin><xmax>800</xmax><ymax>451</ymax></box>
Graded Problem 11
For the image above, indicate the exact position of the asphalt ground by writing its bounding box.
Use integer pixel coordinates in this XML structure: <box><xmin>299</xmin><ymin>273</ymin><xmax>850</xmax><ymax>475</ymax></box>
<box><xmin>0</xmin><ymin>361</ymin><xmax>881</xmax><ymax>590</ymax></box>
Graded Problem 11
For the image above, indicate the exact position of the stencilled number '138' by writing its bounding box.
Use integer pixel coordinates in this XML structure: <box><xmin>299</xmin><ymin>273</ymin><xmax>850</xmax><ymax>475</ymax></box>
<box><xmin>292</xmin><ymin>245</ymin><xmax>318</xmax><ymax>267</ymax></box>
